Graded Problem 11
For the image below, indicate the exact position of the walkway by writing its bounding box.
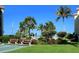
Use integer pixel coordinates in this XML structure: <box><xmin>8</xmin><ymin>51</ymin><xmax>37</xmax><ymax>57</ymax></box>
<box><xmin>0</xmin><ymin>44</ymin><xmax>27</xmax><ymax>53</ymax></box>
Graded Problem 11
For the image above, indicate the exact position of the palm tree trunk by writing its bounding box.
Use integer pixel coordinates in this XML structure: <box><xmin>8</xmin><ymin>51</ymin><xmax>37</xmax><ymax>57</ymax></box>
<box><xmin>28</xmin><ymin>27</ymin><xmax>30</xmax><ymax>38</ymax></box>
<box><xmin>62</xmin><ymin>21</ymin><xmax>66</xmax><ymax>32</ymax></box>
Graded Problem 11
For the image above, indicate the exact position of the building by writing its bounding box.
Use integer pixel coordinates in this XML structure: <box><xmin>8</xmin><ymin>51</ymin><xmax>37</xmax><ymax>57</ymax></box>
<box><xmin>0</xmin><ymin>6</ymin><xmax>4</xmax><ymax>36</ymax></box>
<box><xmin>74</xmin><ymin>8</ymin><xmax>79</xmax><ymax>35</ymax></box>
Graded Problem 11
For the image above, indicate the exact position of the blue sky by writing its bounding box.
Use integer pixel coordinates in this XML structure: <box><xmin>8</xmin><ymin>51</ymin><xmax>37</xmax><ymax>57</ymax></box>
<box><xmin>3</xmin><ymin>5</ymin><xmax>79</xmax><ymax>35</ymax></box>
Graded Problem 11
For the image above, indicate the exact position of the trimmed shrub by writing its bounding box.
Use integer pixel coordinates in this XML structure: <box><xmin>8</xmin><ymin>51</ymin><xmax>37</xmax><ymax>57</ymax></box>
<box><xmin>56</xmin><ymin>38</ymin><xmax>68</xmax><ymax>44</ymax></box>
<box><xmin>66</xmin><ymin>33</ymin><xmax>73</xmax><ymax>39</ymax></box>
<box><xmin>48</xmin><ymin>39</ymin><xmax>56</xmax><ymax>44</ymax></box>
<box><xmin>56</xmin><ymin>38</ymin><xmax>63</xmax><ymax>44</ymax></box>
<box><xmin>62</xmin><ymin>40</ymin><xmax>68</xmax><ymax>44</ymax></box>
<box><xmin>31</xmin><ymin>39</ymin><xmax>38</xmax><ymax>44</ymax></box>
<box><xmin>57</xmin><ymin>32</ymin><xmax>67</xmax><ymax>38</ymax></box>
<box><xmin>0</xmin><ymin>36</ymin><xmax>3</xmax><ymax>42</ymax></box>
<box><xmin>38</xmin><ymin>37</ymin><xmax>46</xmax><ymax>44</ymax></box>
<box><xmin>48</xmin><ymin>39</ymin><xmax>52</xmax><ymax>44</ymax></box>
<box><xmin>1</xmin><ymin>35</ymin><xmax>10</xmax><ymax>43</ymax></box>
<box><xmin>66</xmin><ymin>33</ymin><xmax>78</xmax><ymax>42</ymax></box>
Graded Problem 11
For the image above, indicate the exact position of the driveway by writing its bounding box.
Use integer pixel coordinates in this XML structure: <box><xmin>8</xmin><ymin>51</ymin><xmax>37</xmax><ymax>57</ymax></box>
<box><xmin>0</xmin><ymin>44</ymin><xmax>27</xmax><ymax>53</ymax></box>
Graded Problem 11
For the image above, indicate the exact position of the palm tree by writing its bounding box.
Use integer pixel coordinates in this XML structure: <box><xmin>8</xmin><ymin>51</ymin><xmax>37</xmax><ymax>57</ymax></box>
<box><xmin>19</xmin><ymin>21</ymin><xmax>25</xmax><ymax>32</ymax></box>
<box><xmin>56</xmin><ymin>6</ymin><xmax>72</xmax><ymax>31</ymax></box>
<box><xmin>38</xmin><ymin>21</ymin><xmax>56</xmax><ymax>43</ymax></box>
<box><xmin>44</xmin><ymin>21</ymin><xmax>56</xmax><ymax>38</ymax></box>
<box><xmin>19</xmin><ymin>21</ymin><xmax>25</xmax><ymax>38</ymax></box>
<box><xmin>24</xmin><ymin>16</ymin><xmax>37</xmax><ymax>37</ymax></box>
<box><xmin>38</xmin><ymin>24</ymin><xmax>44</xmax><ymax>33</ymax></box>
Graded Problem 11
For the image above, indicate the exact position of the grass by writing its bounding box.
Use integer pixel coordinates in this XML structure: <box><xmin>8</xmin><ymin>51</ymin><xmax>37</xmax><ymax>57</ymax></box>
<box><xmin>8</xmin><ymin>44</ymin><xmax>79</xmax><ymax>53</ymax></box>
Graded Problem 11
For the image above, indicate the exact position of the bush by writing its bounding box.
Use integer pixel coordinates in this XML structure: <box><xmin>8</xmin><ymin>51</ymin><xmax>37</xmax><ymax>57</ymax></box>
<box><xmin>9</xmin><ymin>35</ymin><xmax>17</xmax><ymax>39</ymax></box>
<box><xmin>48</xmin><ymin>39</ymin><xmax>56</xmax><ymax>44</ymax></box>
<box><xmin>1</xmin><ymin>35</ymin><xmax>10</xmax><ymax>43</ymax></box>
<box><xmin>57</xmin><ymin>32</ymin><xmax>67</xmax><ymax>38</ymax></box>
<box><xmin>0</xmin><ymin>36</ymin><xmax>3</xmax><ymax>42</ymax></box>
<box><xmin>31</xmin><ymin>39</ymin><xmax>38</xmax><ymax>44</ymax></box>
<box><xmin>62</xmin><ymin>40</ymin><xmax>68</xmax><ymax>44</ymax></box>
<box><xmin>56</xmin><ymin>38</ymin><xmax>68</xmax><ymax>44</ymax></box>
<box><xmin>66</xmin><ymin>33</ymin><xmax>73</xmax><ymax>39</ymax></box>
<box><xmin>72</xmin><ymin>33</ymin><xmax>78</xmax><ymax>42</ymax></box>
<box><xmin>38</xmin><ymin>37</ymin><xmax>46</xmax><ymax>44</ymax></box>
<box><xmin>56</xmin><ymin>38</ymin><xmax>63</xmax><ymax>44</ymax></box>
<box><xmin>66</xmin><ymin>33</ymin><xmax>78</xmax><ymax>42</ymax></box>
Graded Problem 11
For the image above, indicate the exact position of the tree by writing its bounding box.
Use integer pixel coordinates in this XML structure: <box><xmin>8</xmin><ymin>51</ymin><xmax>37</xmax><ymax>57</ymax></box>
<box><xmin>38</xmin><ymin>21</ymin><xmax>56</xmax><ymax>43</ymax></box>
<box><xmin>15</xmin><ymin>30</ymin><xmax>21</xmax><ymax>39</ymax></box>
<box><xmin>56</xmin><ymin>6</ymin><xmax>72</xmax><ymax>31</ymax></box>
<box><xmin>24</xmin><ymin>16</ymin><xmax>37</xmax><ymax>37</ymax></box>
<box><xmin>38</xmin><ymin>24</ymin><xmax>44</xmax><ymax>33</ymax></box>
<box><xmin>44</xmin><ymin>21</ymin><xmax>56</xmax><ymax>38</ymax></box>
<box><xmin>19</xmin><ymin>21</ymin><xmax>26</xmax><ymax>38</ymax></box>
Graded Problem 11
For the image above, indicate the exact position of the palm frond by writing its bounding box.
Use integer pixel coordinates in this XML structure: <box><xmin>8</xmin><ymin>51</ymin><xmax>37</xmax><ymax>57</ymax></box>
<box><xmin>56</xmin><ymin>16</ymin><xmax>60</xmax><ymax>21</ymax></box>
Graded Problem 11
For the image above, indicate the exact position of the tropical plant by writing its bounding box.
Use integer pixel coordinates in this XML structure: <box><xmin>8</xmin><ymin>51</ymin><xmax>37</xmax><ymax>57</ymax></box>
<box><xmin>42</xmin><ymin>21</ymin><xmax>56</xmax><ymax>38</ymax></box>
<box><xmin>15</xmin><ymin>30</ymin><xmax>21</xmax><ymax>39</ymax></box>
<box><xmin>57</xmin><ymin>32</ymin><xmax>67</xmax><ymax>38</ymax></box>
<box><xmin>24</xmin><ymin>16</ymin><xmax>37</xmax><ymax>37</ymax></box>
<box><xmin>19</xmin><ymin>21</ymin><xmax>26</xmax><ymax>38</ymax></box>
<box><xmin>38</xmin><ymin>24</ymin><xmax>44</xmax><ymax>32</ymax></box>
<box><xmin>56</xmin><ymin>6</ymin><xmax>72</xmax><ymax>31</ymax></box>
<box><xmin>66</xmin><ymin>33</ymin><xmax>79</xmax><ymax>42</ymax></box>
<box><xmin>1</xmin><ymin>35</ymin><xmax>10</xmax><ymax>43</ymax></box>
<box><xmin>19</xmin><ymin>21</ymin><xmax>25</xmax><ymax>32</ymax></box>
<box><xmin>19</xmin><ymin>16</ymin><xmax>37</xmax><ymax>38</ymax></box>
<box><xmin>38</xmin><ymin>21</ymin><xmax>56</xmax><ymax>43</ymax></box>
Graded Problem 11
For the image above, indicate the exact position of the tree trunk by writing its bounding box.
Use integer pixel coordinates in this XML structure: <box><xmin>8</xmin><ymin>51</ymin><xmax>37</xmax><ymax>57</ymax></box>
<box><xmin>62</xmin><ymin>21</ymin><xmax>66</xmax><ymax>32</ymax></box>
<box><xmin>28</xmin><ymin>27</ymin><xmax>30</xmax><ymax>38</ymax></box>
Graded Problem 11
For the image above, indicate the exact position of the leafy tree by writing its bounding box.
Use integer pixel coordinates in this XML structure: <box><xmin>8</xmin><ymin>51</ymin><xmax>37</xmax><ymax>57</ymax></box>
<box><xmin>38</xmin><ymin>21</ymin><xmax>56</xmax><ymax>43</ymax></box>
<box><xmin>18</xmin><ymin>16</ymin><xmax>37</xmax><ymax>38</ymax></box>
<box><xmin>24</xmin><ymin>16</ymin><xmax>37</xmax><ymax>37</ymax></box>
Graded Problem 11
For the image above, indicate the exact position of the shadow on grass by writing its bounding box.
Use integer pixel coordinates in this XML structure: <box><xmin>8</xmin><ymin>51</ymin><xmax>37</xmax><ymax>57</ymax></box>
<box><xmin>69</xmin><ymin>42</ymin><xmax>78</xmax><ymax>47</ymax></box>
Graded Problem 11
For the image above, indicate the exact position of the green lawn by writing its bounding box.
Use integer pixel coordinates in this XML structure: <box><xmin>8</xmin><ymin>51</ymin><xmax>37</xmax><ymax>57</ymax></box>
<box><xmin>8</xmin><ymin>44</ymin><xmax>79</xmax><ymax>53</ymax></box>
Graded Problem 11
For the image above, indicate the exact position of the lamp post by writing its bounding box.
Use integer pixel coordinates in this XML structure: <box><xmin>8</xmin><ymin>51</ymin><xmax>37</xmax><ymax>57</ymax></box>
<box><xmin>0</xmin><ymin>6</ymin><xmax>4</xmax><ymax>36</ymax></box>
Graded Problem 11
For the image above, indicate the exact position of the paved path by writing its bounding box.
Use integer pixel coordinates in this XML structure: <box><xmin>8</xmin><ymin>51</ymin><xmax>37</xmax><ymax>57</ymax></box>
<box><xmin>0</xmin><ymin>44</ymin><xmax>27</xmax><ymax>53</ymax></box>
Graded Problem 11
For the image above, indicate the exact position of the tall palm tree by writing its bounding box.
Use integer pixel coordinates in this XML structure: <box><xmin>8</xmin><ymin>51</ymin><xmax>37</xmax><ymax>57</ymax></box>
<box><xmin>19</xmin><ymin>21</ymin><xmax>25</xmax><ymax>38</ymax></box>
<box><xmin>44</xmin><ymin>21</ymin><xmax>56</xmax><ymax>38</ymax></box>
<box><xmin>38</xmin><ymin>21</ymin><xmax>56</xmax><ymax>43</ymax></box>
<box><xmin>19</xmin><ymin>21</ymin><xmax>25</xmax><ymax>32</ymax></box>
<box><xmin>56</xmin><ymin>6</ymin><xmax>72</xmax><ymax>31</ymax></box>
<box><xmin>24</xmin><ymin>16</ymin><xmax>37</xmax><ymax>37</ymax></box>
<box><xmin>38</xmin><ymin>24</ymin><xmax>44</xmax><ymax>32</ymax></box>
<box><xmin>45</xmin><ymin>21</ymin><xmax>55</xmax><ymax>32</ymax></box>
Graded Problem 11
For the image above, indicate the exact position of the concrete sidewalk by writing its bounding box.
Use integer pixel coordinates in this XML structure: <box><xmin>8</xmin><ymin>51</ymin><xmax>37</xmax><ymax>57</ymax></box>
<box><xmin>0</xmin><ymin>44</ymin><xmax>27</xmax><ymax>53</ymax></box>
